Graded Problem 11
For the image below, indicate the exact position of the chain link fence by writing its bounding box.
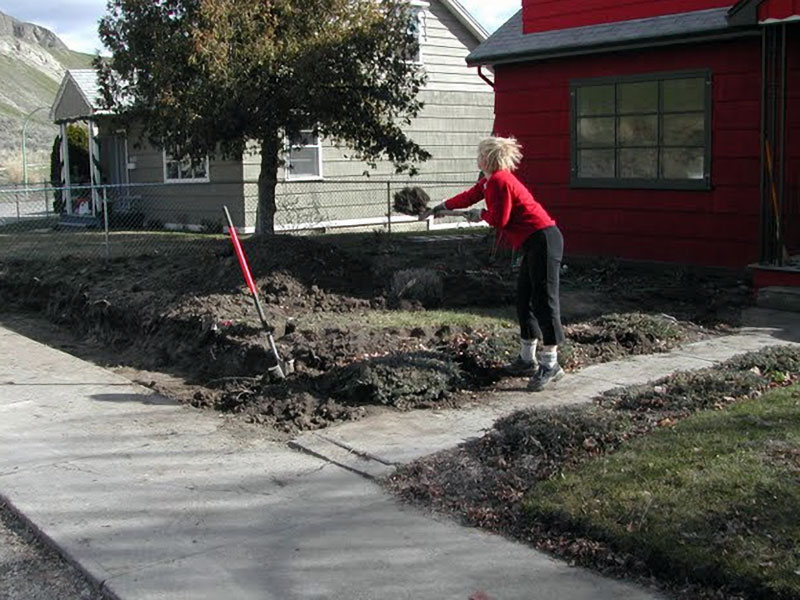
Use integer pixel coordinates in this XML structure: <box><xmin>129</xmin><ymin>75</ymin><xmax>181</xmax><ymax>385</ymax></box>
<box><xmin>0</xmin><ymin>180</ymin><xmax>484</xmax><ymax>260</ymax></box>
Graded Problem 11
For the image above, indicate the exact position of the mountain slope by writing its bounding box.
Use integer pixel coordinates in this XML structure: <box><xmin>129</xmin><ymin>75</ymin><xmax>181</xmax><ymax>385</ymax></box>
<box><xmin>0</xmin><ymin>10</ymin><xmax>94</xmax><ymax>183</ymax></box>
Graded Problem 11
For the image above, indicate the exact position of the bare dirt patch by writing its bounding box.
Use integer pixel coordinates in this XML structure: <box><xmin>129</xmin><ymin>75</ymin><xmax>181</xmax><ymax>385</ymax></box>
<box><xmin>0</xmin><ymin>231</ymin><xmax>749</xmax><ymax>433</ymax></box>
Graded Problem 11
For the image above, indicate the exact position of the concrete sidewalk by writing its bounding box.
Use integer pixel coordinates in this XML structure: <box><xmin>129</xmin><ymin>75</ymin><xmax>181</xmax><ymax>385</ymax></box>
<box><xmin>1</xmin><ymin>308</ymin><xmax>798</xmax><ymax>600</ymax></box>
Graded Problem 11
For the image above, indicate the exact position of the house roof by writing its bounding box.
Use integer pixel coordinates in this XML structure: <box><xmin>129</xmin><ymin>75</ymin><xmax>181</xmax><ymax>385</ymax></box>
<box><xmin>466</xmin><ymin>7</ymin><xmax>757</xmax><ymax>66</ymax></box>
<box><xmin>69</xmin><ymin>69</ymin><xmax>103</xmax><ymax>108</ymax></box>
<box><xmin>439</xmin><ymin>0</ymin><xmax>488</xmax><ymax>41</ymax></box>
<box><xmin>50</xmin><ymin>69</ymin><xmax>103</xmax><ymax>122</ymax></box>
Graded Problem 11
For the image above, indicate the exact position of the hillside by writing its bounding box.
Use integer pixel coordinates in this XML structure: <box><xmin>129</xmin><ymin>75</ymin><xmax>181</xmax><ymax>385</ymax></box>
<box><xmin>0</xmin><ymin>10</ymin><xmax>94</xmax><ymax>183</ymax></box>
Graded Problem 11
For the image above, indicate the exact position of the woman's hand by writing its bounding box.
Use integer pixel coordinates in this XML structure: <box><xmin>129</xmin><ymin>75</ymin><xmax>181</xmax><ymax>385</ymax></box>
<box><xmin>418</xmin><ymin>202</ymin><xmax>446</xmax><ymax>221</ymax></box>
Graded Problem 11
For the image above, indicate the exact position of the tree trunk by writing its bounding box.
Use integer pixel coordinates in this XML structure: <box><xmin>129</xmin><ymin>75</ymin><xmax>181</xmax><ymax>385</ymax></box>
<box><xmin>256</xmin><ymin>131</ymin><xmax>281</xmax><ymax>235</ymax></box>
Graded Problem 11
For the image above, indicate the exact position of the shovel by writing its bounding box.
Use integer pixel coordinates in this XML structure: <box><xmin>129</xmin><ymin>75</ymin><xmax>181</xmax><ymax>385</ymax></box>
<box><xmin>222</xmin><ymin>206</ymin><xmax>294</xmax><ymax>379</ymax></box>
<box><xmin>431</xmin><ymin>209</ymin><xmax>471</xmax><ymax>218</ymax></box>
<box><xmin>416</xmin><ymin>209</ymin><xmax>473</xmax><ymax>221</ymax></box>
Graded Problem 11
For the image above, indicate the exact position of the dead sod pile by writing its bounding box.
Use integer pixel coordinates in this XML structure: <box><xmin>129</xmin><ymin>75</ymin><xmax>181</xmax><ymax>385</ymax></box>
<box><xmin>0</xmin><ymin>233</ymin><xmax>746</xmax><ymax>433</ymax></box>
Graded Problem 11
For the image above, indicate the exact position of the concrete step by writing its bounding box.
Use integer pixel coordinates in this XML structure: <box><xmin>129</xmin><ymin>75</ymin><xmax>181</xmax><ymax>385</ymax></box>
<box><xmin>57</xmin><ymin>214</ymin><xmax>101</xmax><ymax>229</ymax></box>
<box><xmin>757</xmin><ymin>286</ymin><xmax>800</xmax><ymax>312</ymax></box>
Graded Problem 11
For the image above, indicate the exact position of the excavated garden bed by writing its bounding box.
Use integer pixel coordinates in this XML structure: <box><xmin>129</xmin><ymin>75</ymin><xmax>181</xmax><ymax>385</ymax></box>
<box><xmin>0</xmin><ymin>231</ymin><xmax>750</xmax><ymax>433</ymax></box>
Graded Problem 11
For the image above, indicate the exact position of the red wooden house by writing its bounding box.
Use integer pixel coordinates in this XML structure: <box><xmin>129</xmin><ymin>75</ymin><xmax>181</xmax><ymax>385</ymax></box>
<box><xmin>467</xmin><ymin>0</ymin><xmax>799</xmax><ymax>283</ymax></box>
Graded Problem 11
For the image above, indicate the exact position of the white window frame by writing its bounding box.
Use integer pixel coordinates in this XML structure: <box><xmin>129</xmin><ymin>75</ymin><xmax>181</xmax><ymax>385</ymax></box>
<box><xmin>570</xmin><ymin>70</ymin><xmax>711</xmax><ymax>190</ymax></box>
<box><xmin>284</xmin><ymin>131</ymin><xmax>324</xmax><ymax>181</ymax></box>
<box><xmin>162</xmin><ymin>150</ymin><xmax>210</xmax><ymax>184</ymax></box>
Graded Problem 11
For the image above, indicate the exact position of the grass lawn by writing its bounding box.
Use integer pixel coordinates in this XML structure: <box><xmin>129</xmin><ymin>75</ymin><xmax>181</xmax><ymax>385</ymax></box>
<box><xmin>296</xmin><ymin>307</ymin><xmax>517</xmax><ymax>330</ymax></box>
<box><xmin>526</xmin><ymin>384</ymin><xmax>800</xmax><ymax>599</ymax></box>
<box><xmin>0</xmin><ymin>228</ymin><xmax>225</xmax><ymax>259</ymax></box>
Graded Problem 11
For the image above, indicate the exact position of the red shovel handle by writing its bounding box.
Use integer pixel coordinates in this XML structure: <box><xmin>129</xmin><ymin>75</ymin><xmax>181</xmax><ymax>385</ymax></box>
<box><xmin>223</xmin><ymin>206</ymin><xmax>258</xmax><ymax>296</ymax></box>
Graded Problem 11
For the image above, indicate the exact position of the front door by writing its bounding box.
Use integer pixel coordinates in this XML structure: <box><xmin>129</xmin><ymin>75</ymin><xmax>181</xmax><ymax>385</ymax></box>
<box><xmin>98</xmin><ymin>136</ymin><xmax>128</xmax><ymax>186</ymax></box>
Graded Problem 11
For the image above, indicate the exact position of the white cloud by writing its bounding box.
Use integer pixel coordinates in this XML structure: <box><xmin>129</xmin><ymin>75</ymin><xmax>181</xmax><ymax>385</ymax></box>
<box><xmin>57</xmin><ymin>27</ymin><xmax>105</xmax><ymax>55</ymax></box>
<box><xmin>0</xmin><ymin>0</ymin><xmax>107</xmax><ymax>54</ymax></box>
<box><xmin>458</xmin><ymin>0</ymin><xmax>519</xmax><ymax>32</ymax></box>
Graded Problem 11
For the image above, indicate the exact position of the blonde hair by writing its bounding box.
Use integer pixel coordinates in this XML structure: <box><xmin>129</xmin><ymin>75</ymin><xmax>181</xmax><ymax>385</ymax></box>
<box><xmin>478</xmin><ymin>136</ymin><xmax>523</xmax><ymax>173</ymax></box>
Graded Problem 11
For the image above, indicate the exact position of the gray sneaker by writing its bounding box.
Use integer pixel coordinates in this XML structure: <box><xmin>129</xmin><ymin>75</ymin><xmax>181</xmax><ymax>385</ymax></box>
<box><xmin>504</xmin><ymin>355</ymin><xmax>538</xmax><ymax>376</ymax></box>
<box><xmin>527</xmin><ymin>364</ymin><xmax>565</xmax><ymax>391</ymax></box>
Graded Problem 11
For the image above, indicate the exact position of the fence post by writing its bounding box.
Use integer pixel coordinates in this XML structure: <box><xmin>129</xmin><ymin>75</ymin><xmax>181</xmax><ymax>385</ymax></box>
<box><xmin>15</xmin><ymin>191</ymin><xmax>20</xmax><ymax>221</ymax></box>
<box><xmin>386</xmin><ymin>181</ymin><xmax>392</xmax><ymax>234</ymax></box>
<box><xmin>44</xmin><ymin>184</ymin><xmax>49</xmax><ymax>216</ymax></box>
<box><xmin>102</xmin><ymin>186</ymin><xmax>110</xmax><ymax>260</ymax></box>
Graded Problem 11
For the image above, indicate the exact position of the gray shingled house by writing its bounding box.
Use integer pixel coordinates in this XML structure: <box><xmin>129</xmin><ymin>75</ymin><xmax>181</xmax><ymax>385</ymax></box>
<box><xmin>50</xmin><ymin>0</ymin><xmax>493</xmax><ymax>232</ymax></box>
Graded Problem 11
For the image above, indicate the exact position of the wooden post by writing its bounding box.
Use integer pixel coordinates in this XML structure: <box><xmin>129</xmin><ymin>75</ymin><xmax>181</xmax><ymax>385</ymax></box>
<box><xmin>102</xmin><ymin>187</ymin><xmax>110</xmax><ymax>260</ymax></box>
<box><xmin>60</xmin><ymin>123</ymin><xmax>72</xmax><ymax>214</ymax></box>
<box><xmin>89</xmin><ymin>121</ymin><xmax>101</xmax><ymax>216</ymax></box>
<box><xmin>386</xmin><ymin>181</ymin><xmax>392</xmax><ymax>234</ymax></box>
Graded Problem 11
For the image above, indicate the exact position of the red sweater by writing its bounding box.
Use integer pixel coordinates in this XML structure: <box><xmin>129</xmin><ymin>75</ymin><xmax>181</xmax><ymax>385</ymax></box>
<box><xmin>444</xmin><ymin>170</ymin><xmax>556</xmax><ymax>249</ymax></box>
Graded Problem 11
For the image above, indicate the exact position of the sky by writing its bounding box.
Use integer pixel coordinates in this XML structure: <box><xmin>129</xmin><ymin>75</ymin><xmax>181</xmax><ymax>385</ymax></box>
<box><xmin>0</xmin><ymin>0</ymin><xmax>520</xmax><ymax>55</ymax></box>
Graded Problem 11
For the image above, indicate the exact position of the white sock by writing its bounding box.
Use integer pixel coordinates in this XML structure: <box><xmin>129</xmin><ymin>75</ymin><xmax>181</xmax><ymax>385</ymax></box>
<box><xmin>520</xmin><ymin>339</ymin><xmax>537</xmax><ymax>363</ymax></box>
<box><xmin>540</xmin><ymin>349</ymin><xmax>558</xmax><ymax>369</ymax></box>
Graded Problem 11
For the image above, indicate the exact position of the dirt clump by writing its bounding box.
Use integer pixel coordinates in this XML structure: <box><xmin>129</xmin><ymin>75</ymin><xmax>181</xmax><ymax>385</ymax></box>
<box><xmin>198</xmin><ymin>377</ymin><xmax>365</xmax><ymax>433</ymax></box>
<box><xmin>392</xmin><ymin>186</ymin><xmax>431</xmax><ymax>217</ymax></box>
<box><xmin>559</xmin><ymin>313</ymin><xmax>695</xmax><ymax>369</ymax></box>
<box><xmin>324</xmin><ymin>351</ymin><xmax>463</xmax><ymax>409</ymax></box>
<box><xmin>388</xmin><ymin>268</ymin><xmax>444</xmax><ymax>308</ymax></box>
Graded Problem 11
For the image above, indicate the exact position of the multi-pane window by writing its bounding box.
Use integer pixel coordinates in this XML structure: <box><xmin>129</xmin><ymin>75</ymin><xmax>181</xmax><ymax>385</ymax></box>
<box><xmin>571</xmin><ymin>71</ymin><xmax>710</xmax><ymax>189</ymax></box>
<box><xmin>285</xmin><ymin>131</ymin><xmax>323</xmax><ymax>180</ymax></box>
<box><xmin>163</xmin><ymin>151</ymin><xmax>209</xmax><ymax>183</ymax></box>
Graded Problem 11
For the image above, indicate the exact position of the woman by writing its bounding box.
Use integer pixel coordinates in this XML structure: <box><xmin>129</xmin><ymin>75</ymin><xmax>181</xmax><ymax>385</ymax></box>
<box><xmin>424</xmin><ymin>136</ymin><xmax>565</xmax><ymax>391</ymax></box>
